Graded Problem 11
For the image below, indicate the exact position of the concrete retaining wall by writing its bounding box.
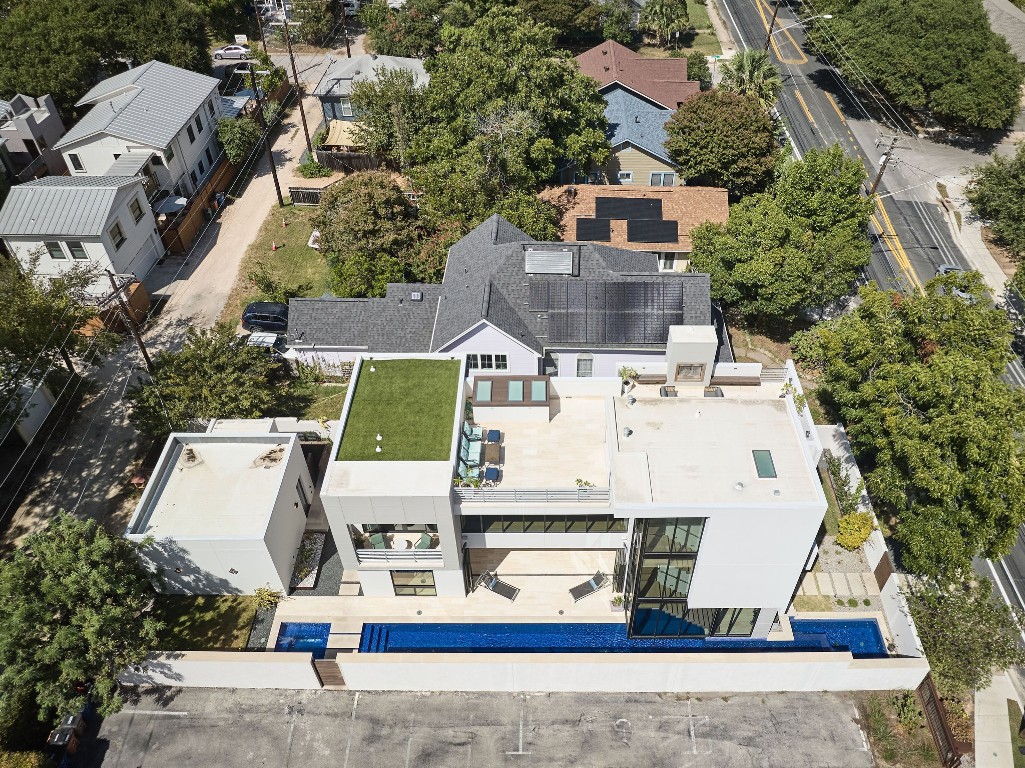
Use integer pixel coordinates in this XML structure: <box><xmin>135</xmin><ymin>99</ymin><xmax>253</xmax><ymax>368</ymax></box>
<box><xmin>119</xmin><ymin>651</ymin><xmax>322</xmax><ymax>690</ymax></box>
<box><xmin>880</xmin><ymin>575</ymin><xmax>926</xmax><ymax>658</ymax></box>
<box><xmin>335</xmin><ymin>652</ymin><xmax>929</xmax><ymax>692</ymax></box>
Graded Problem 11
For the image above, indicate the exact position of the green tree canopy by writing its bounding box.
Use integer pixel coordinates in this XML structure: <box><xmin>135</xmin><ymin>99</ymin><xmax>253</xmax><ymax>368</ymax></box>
<box><xmin>491</xmin><ymin>191</ymin><xmax>561</xmax><ymax>240</ymax></box>
<box><xmin>664</xmin><ymin>90</ymin><xmax>781</xmax><ymax>197</ymax></box>
<box><xmin>351</xmin><ymin>66</ymin><xmax>430</xmax><ymax>170</ymax></box>
<box><xmin>793</xmin><ymin>278</ymin><xmax>1025</xmax><ymax>576</ymax></box>
<box><xmin>217</xmin><ymin>115</ymin><xmax>262</xmax><ymax>165</ymax></box>
<box><xmin>598</xmin><ymin>0</ymin><xmax>633</xmax><ymax>45</ymax></box>
<box><xmin>685</xmin><ymin>51</ymin><xmax>711</xmax><ymax>90</ymax></box>
<box><xmin>965</xmin><ymin>141</ymin><xmax>1025</xmax><ymax>259</ymax></box>
<box><xmin>638</xmin><ymin>0</ymin><xmax>690</xmax><ymax>48</ymax></box>
<box><xmin>907</xmin><ymin>575</ymin><xmax>1025</xmax><ymax>694</ymax></box>
<box><xmin>0</xmin><ymin>514</ymin><xmax>162</xmax><ymax>730</ymax></box>
<box><xmin>361</xmin><ymin>0</ymin><xmax>448</xmax><ymax>58</ymax></box>
<box><xmin>289</xmin><ymin>0</ymin><xmax>333</xmax><ymax>44</ymax></box>
<box><xmin>807</xmin><ymin>0</ymin><xmax>1025</xmax><ymax>129</ymax></box>
<box><xmin>718</xmin><ymin>49</ymin><xmax>782</xmax><ymax>108</ymax></box>
<box><xmin>126</xmin><ymin>324</ymin><xmax>288</xmax><ymax>436</ymax></box>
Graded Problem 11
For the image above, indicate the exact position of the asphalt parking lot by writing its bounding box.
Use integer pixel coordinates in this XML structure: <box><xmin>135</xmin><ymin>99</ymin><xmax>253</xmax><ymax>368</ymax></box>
<box><xmin>87</xmin><ymin>687</ymin><xmax>873</xmax><ymax>768</ymax></box>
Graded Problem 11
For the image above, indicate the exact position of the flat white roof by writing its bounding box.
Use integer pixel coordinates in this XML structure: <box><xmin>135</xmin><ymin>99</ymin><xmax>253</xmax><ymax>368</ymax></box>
<box><xmin>612</xmin><ymin>396</ymin><xmax>820</xmax><ymax>505</ymax></box>
<box><xmin>128</xmin><ymin>435</ymin><xmax>294</xmax><ymax>539</ymax></box>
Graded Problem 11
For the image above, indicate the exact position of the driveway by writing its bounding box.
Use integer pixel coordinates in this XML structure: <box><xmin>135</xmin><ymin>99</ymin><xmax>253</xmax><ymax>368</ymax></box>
<box><xmin>88</xmin><ymin>687</ymin><xmax>875</xmax><ymax>768</ymax></box>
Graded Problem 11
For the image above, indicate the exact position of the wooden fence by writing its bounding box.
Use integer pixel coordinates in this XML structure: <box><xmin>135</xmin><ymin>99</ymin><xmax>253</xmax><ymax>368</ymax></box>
<box><xmin>159</xmin><ymin>159</ymin><xmax>237</xmax><ymax>255</ymax></box>
<box><xmin>916</xmin><ymin>673</ymin><xmax>970</xmax><ymax>767</ymax></box>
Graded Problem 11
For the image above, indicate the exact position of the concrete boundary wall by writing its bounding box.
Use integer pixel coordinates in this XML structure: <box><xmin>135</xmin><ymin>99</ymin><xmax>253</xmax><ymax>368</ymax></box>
<box><xmin>119</xmin><ymin>651</ymin><xmax>322</xmax><ymax>690</ymax></box>
<box><xmin>880</xmin><ymin>575</ymin><xmax>926</xmax><ymax>658</ymax></box>
<box><xmin>336</xmin><ymin>652</ymin><xmax>929</xmax><ymax>693</ymax></box>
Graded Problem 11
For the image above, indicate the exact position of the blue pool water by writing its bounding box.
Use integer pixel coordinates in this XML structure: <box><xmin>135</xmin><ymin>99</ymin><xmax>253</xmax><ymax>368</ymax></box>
<box><xmin>357</xmin><ymin>619</ymin><xmax>887</xmax><ymax>658</ymax></box>
<box><xmin>274</xmin><ymin>622</ymin><xmax>330</xmax><ymax>659</ymax></box>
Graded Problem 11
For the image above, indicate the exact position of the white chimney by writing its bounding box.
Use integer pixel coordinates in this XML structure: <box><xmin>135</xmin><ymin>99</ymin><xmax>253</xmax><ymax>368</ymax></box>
<box><xmin>664</xmin><ymin>325</ymin><xmax>717</xmax><ymax>387</ymax></box>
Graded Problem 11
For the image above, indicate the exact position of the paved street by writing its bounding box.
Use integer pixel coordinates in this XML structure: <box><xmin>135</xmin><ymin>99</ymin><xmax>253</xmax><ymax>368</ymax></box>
<box><xmin>87</xmin><ymin>687</ymin><xmax>874</xmax><ymax>768</ymax></box>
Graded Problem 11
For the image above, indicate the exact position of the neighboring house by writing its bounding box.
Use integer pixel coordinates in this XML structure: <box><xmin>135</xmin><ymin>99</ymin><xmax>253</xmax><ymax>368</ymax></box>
<box><xmin>0</xmin><ymin>176</ymin><xmax>162</xmax><ymax>290</ymax></box>
<box><xmin>313</xmin><ymin>53</ymin><xmax>428</xmax><ymax>123</ymax></box>
<box><xmin>287</xmin><ymin>214</ymin><xmax>729</xmax><ymax>378</ymax></box>
<box><xmin>54</xmin><ymin>61</ymin><xmax>224</xmax><ymax>201</ymax></box>
<box><xmin>569</xmin><ymin>40</ymin><xmax>700</xmax><ymax>185</ymax></box>
<box><xmin>0</xmin><ymin>94</ymin><xmax>68</xmax><ymax>181</ymax></box>
<box><xmin>545</xmin><ymin>185</ymin><xmax>729</xmax><ymax>272</ymax></box>
<box><xmin>126</xmin><ymin>430</ymin><xmax>318</xmax><ymax>595</ymax></box>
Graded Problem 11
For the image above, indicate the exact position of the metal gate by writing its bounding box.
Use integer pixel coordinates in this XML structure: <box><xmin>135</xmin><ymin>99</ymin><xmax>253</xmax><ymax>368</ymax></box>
<box><xmin>917</xmin><ymin>674</ymin><xmax>963</xmax><ymax>767</ymax></box>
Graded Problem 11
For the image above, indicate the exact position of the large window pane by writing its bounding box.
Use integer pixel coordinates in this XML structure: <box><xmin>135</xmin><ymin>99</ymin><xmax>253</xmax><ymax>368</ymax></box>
<box><xmin>635</xmin><ymin>557</ymin><xmax>695</xmax><ymax>599</ymax></box>
<box><xmin>391</xmin><ymin>570</ymin><xmax>436</xmax><ymax>596</ymax></box>
<box><xmin>522</xmin><ymin>516</ymin><xmax>545</xmax><ymax>533</ymax></box>
<box><xmin>714</xmin><ymin>608</ymin><xmax>760</xmax><ymax>637</ymax></box>
<box><xmin>643</xmin><ymin>518</ymin><xmax>704</xmax><ymax>554</ymax></box>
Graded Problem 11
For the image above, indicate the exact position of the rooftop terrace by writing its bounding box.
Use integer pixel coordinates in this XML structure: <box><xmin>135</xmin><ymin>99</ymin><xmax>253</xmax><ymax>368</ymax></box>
<box><xmin>336</xmin><ymin>358</ymin><xmax>461</xmax><ymax>462</ymax></box>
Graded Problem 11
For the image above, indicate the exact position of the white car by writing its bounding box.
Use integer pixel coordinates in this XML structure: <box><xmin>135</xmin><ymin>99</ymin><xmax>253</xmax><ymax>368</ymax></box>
<box><xmin>214</xmin><ymin>44</ymin><xmax>251</xmax><ymax>60</ymax></box>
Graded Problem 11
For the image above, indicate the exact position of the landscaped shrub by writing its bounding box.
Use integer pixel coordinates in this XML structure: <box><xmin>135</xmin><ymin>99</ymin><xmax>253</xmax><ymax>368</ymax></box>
<box><xmin>0</xmin><ymin>750</ymin><xmax>52</xmax><ymax>768</ymax></box>
<box><xmin>296</xmin><ymin>160</ymin><xmax>332</xmax><ymax>179</ymax></box>
<box><xmin>836</xmin><ymin>511</ymin><xmax>874</xmax><ymax>550</ymax></box>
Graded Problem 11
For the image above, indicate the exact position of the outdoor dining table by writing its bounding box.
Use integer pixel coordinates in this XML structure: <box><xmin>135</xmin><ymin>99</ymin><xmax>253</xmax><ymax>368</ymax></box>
<box><xmin>483</xmin><ymin>442</ymin><xmax>500</xmax><ymax>465</ymax></box>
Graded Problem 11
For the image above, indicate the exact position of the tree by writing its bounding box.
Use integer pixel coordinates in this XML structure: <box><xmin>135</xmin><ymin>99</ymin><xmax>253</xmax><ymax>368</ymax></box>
<box><xmin>290</xmin><ymin>0</ymin><xmax>333</xmax><ymax>44</ymax></box>
<box><xmin>806</xmin><ymin>0</ymin><xmax>1024</xmax><ymax>130</ymax></box>
<box><xmin>361</xmin><ymin>0</ymin><xmax>448</xmax><ymax>58</ymax></box>
<box><xmin>906</xmin><ymin>575</ymin><xmax>1025</xmax><ymax>694</ymax></box>
<box><xmin>965</xmin><ymin>142</ymin><xmax>1025</xmax><ymax>259</ymax></box>
<box><xmin>351</xmin><ymin>66</ymin><xmax>430</xmax><ymax>169</ymax></box>
<box><xmin>0</xmin><ymin>514</ymin><xmax>162</xmax><ymax>729</ymax></box>
<box><xmin>517</xmin><ymin>0</ymin><xmax>601</xmax><ymax>43</ymax></box>
<box><xmin>103</xmin><ymin>0</ymin><xmax>211</xmax><ymax>74</ymax></box>
<box><xmin>126</xmin><ymin>324</ymin><xmax>287</xmax><ymax>436</ymax></box>
<box><xmin>492</xmin><ymin>192</ymin><xmax>561</xmax><ymax>240</ymax></box>
<box><xmin>718</xmin><ymin>49</ymin><xmax>782</xmax><ymax>108</ymax></box>
<box><xmin>773</xmin><ymin>143</ymin><xmax>875</xmax><ymax>233</ymax></box>
<box><xmin>597</xmin><ymin>0</ymin><xmax>633</xmax><ymax>45</ymax></box>
<box><xmin>639</xmin><ymin>0</ymin><xmax>689</xmax><ymax>48</ymax></box>
<box><xmin>217</xmin><ymin>115</ymin><xmax>262</xmax><ymax>165</ymax></box>
<box><xmin>792</xmin><ymin>278</ymin><xmax>1025</xmax><ymax>576</ymax></box>
<box><xmin>664</xmin><ymin>90</ymin><xmax>782</xmax><ymax>196</ymax></box>
<box><xmin>685</xmin><ymin>51</ymin><xmax>711</xmax><ymax>90</ymax></box>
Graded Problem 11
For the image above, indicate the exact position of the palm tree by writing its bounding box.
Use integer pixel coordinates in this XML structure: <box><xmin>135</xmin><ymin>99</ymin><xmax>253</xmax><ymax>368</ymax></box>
<box><xmin>639</xmin><ymin>0</ymin><xmax>691</xmax><ymax>48</ymax></box>
<box><xmin>719</xmin><ymin>50</ymin><xmax>784</xmax><ymax>108</ymax></box>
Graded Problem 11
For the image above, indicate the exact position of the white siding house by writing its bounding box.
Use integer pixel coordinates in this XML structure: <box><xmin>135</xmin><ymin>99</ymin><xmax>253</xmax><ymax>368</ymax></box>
<box><xmin>54</xmin><ymin>61</ymin><xmax>223</xmax><ymax>199</ymax></box>
<box><xmin>0</xmin><ymin>176</ymin><xmax>162</xmax><ymax>291</ymax></box>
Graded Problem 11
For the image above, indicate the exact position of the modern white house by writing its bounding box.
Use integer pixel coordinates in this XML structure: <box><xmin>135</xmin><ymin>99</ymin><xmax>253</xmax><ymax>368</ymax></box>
<box><xmin>317</xmin><ymin>340</ymin><xmax>826</xmax><ymax>640</ymax></box>
<box><xmin>0</xmin><ymin>93</ymin><xmax>68</xmax><ymax>181</ymax></box>
<box><xmin>0</xmin><ymin>176</ymin><xmax>162</xmax><ymax>290</ymax></box>
<box><xmin>54</xmin><ymin>61</ymin><xmax>224</xmax><ymax>201</ymax></box>
<box><xmin>125</xmin><ymin>431</ymin><xmax>316</xmax><ymax>594</ymax></box>
<box><xmin>286</xmin><ymin>214</ymin><xmax>731</xmax><ymax>379</ymax></box>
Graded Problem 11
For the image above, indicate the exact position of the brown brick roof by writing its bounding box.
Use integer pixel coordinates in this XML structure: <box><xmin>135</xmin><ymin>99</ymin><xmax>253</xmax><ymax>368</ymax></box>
<box><xmin>542</xmin><ymin>185</ymin><xmax>729</xmax><ymax>252</ymax></box>
<box><xmin>575</xmin><ymin>41</ymin><xmax>701</xmax><ymax>109</ymax></box>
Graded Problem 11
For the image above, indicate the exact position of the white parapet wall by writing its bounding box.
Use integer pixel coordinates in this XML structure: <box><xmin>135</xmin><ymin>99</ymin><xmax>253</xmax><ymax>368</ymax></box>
<box><xmin>880</xmin><ymin>575</ymin><xmax>926</xmax><ymax>658</ymax></box>
<box><xmin>119</xmin><ymin>651</ymin><xmax>322</xmax><ymax>690</ymax></box>
<box><xmin>335</xmin><ymin>652</ymin><xmax>929</xmax><ymax>693</ymax></box>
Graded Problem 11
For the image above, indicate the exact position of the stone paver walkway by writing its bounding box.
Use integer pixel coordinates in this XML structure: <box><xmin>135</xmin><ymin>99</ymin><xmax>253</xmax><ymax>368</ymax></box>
<box><xmin>799</xmin><ymin>571</ymin><xmax>880</xmax><ymax>597</ymax></box>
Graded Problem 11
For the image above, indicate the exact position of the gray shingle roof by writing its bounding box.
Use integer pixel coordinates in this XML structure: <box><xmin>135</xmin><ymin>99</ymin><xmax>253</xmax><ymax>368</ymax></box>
<box><xmin>56</xmin><ymin>61</ymin><xmax>220</xmax><ymax>151</ymax></box>
<box><xmin>0</xmin><ymin>176</ymin><xmax>143</xmax><ymax>237</ymax></box>
<box><xmin>313</xmin><ymin>54</ymin><xmax>429</xmax><ymax>98</ymax></box>
<box><xmin>604</xmin><ymin>88</ymin><xmax>673</xmax><ymax>163</ymax></box>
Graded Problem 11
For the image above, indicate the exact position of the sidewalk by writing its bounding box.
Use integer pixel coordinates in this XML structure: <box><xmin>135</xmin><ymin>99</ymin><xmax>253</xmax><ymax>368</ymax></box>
<box><xmin>976</xmin><ymin>671</ymin><xmax>1020</xmax><ymax>768</ymax></box>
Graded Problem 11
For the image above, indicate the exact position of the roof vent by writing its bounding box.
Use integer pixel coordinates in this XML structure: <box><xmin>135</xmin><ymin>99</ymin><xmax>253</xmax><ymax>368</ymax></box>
<box><xmin>179</xmin><ymin>446</ymin><xmax>203</xmax><ymax>469</ymax></box>
<box><xmin>524</xmin><ymin>247</ymin><xmax>576</xmax><ymax>275</ymax></box>
<box><xmin>734</xmin><ymin>481</ymin><xmax>744</xmax><ymax>491</ymax></box>
<box><xmin>622</xmin><ymin>427</ymin><xmax>633</xmax><ymax>437</ymax></box>
<box><xmin>253</xmin><ymin>444</ymin><xmax>286</xmax><ymax>468</ymax></box>
<box><xmin>410</xmin><ymin>291</ymin><xmax>423</xmax><ymax>302</ymax></box>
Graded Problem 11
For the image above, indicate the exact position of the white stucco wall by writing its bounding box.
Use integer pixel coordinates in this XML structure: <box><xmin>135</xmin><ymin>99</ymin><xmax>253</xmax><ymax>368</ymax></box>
<box><xmin>437</xmin><ymin>322</ymin><xmax>540</xmax><ymax>376</ymax></box>
<box><xmin>120</xmin><ymin>651</ymin><xmax>322</xmax><ymax>689</ymax></box>
<box><xmin>551</xmin><ymin>349</ymin><xmax>666</xmax><ymax>378</ymax></box>
<box><xmin>880</xmin><ymin>575</ymin><xmax>925</xmax><ymax>658</ymax></box>
<box><xmin>263</xmin><ymin>440</ymin><xmax>315</xmax><ymax>589</ymax></box>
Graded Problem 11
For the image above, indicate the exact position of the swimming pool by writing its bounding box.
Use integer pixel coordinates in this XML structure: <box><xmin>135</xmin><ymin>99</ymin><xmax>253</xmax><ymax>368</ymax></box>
<box><xmin>274</xmin><ymin>622</ymin><xmax>330</xmax><ymax>659</ymax></box>
<box><xmin>357</xmin><ymin>619</ymin><xmax>887</xmax><ymax>658</ymax></box>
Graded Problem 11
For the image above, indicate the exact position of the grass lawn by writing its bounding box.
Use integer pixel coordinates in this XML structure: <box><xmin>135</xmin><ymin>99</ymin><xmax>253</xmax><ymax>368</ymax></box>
<box><xmin>792</xmin><ymin>594</ymin><xmax>835</xmax><ymax>612</ymax></box>
<box><xmin>218</xmin><ymin>204</ymin><xmax>333</xmax><ymax>327</ymax></box>
<box><xmin>1010</xmin><ymin>699</ymin><xmax>1025</xmax><ymax>768</ymax></box>
<box><xmin>637</xmin><ymin>1</ymin><xmax>722</xmax><ymax>57</ymax></box>
<box><xmin>337</xmin><ymin>359</ymin><xmax>461</xmax><ymax>461</ymax></box>
<box><xmin>152</xmin><ymin>595</ymin><xmax>258</xmax><ymax>650</ymax></box>
<box><xmin>297</xmin><ymin>382</ymin><xmax>349</xmax><ymax>421</ymax></box>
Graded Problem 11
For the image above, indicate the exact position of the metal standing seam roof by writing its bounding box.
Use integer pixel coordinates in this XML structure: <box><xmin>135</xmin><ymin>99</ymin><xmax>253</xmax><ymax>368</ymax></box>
<box><xmin>55</xmin><ymin>61</ymin><xmax>220</xmax><ymax>151</ymax></box>
<box><xmin>313</xmin><ymin>54</ymin><xmax>429</xmax><ymax>98</ymax></box>
<box><xmin>0</xmin><ymin>176</ymin><xmax>143</xmax><ymax>237</ymax></box>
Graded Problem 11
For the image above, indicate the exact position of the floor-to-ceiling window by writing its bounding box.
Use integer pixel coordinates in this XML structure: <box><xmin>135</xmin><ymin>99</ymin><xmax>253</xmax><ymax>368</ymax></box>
<box><xmin>625</xmin><ymin>518</ymin><xmax>759</xmax><ymax>638</ymax></box>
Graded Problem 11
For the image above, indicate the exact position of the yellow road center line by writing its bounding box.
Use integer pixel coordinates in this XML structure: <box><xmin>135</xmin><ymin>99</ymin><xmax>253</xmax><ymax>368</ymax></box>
<box><xmin>756</xmin><ymin>0</ymin><xmax>809</xmax><ymax>64</ymax></box>
<box><xmin>824</xmin><ymin>92</ymin><xmax>847</xmax><ymax>124</ymax></box>
<box><xmin>871</xmin><ymin>204</ymin><xmax>925</xmax><ymax>294</ymax></box>
<box><xmin>752</xmin><ymin>0</ymin><xmax>788</xmax><ymax>62</ymax></box>
<box><xmin>877</xmin><ymin>201</ymin><xmax>925</xmax><ymax>293</ymax></box>
<box><xmin>794</xmin><ymin>89</ymin><xmax>816</xmax><ymax>127</ymax></box>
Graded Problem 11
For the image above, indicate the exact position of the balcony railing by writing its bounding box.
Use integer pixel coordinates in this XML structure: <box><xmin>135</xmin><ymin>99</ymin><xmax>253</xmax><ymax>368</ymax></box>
<box><xmin>15</xmin><ymin>153</ymin><xmax>47</xmax><ymax>182</ymax></box>
<box><xmin>453</xmin><ymin>487</ymin><xmax>611</xmax><ymax>503</ymax></box>
<box><xmin>355</xmin><ymin>549</ymin><xmax>443</xmax><ymax>565</ymax></box>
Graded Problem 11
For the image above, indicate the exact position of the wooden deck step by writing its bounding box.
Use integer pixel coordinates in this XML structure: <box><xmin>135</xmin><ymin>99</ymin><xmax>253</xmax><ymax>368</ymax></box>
<box><xmin>314</xmin><ymin>659</ymin><xmax>346</xmax><ymax>689</ymax></box>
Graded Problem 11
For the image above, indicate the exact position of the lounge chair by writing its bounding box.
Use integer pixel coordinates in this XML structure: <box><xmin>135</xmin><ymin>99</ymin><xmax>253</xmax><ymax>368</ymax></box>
<box><xmin>569</xmin><ymin>571</ymin><xmax>609</xmax><ymax>602</ymax></box>
<box><xmin>459</xmin><ymin>437</ymin><xmax>482</xmax><ymax>467</ymax></box>
<box><xmin>462</xmin><ymin>422</ymin><xmax>484</xmax><ymax>442</ymax></box>
<box><xmin>414</xmin><ymin>532</ymin><xmax>435</xmax><ymax>549</ymax></box>
<box><xmin>477</xmin><ymin>570</ymin><xmax>520</xmax><ymax>601</ymax></box>
<box><xmin>457</xmin><ymin>462</ymin><xmax>480</xmax><ymax>482</ymax></box>
<box><xmin>368</xmin><ymin>533</ymin><xmax>387</xmax><ymax>549</ymax></box>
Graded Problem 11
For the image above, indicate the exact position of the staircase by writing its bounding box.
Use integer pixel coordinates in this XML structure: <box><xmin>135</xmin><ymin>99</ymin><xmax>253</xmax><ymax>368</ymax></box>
<box><xmin>313</xmin><ymin>660</ymin><xmax>346</xmax><ymax>690</ymax></box>
<box><xmin>358</xmin><ymin>623</ymin><xmax>390</xmax><ymax>653</ymax></box>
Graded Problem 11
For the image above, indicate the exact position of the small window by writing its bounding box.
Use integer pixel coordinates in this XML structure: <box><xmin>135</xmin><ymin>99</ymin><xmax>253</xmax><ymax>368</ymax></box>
<box><xmin>650</xmin><ymin>172</ymin><xmax>676</xmax><ymax>186</ymax></box>
<box><xmin>44</xmin><ymin>241</ymin><xmax>66</xmax><ymax>259</ymax></box>
<box><xmin>508</xmin><ymin>381</ymin><xmax>524</xmax><ymax>402</ymax></box>
<box><xmin>36</xmin><ymin>135</ymin><xmax>47</xmax><ymax>149</ymax></box>
<box><xmin>208</xmin><ymin>99</ymin><xmax>216</xmax><ymax>118</ymax></box>
<box><xmin>495</xmin><ymin>354</ymin><xmax>508</xmax><ymax>370</ymax></box>
<box><xmin>189</xmin><ymin>170</ymin><xmax>198</xmax><ymax>186</ymax></box>
<box><xmin>576</xmin><ymin>352</ymin><xmax>593</xmax><ymax>378</ymax></box>
<box><xmin>165</xmin><ymin>146</ymin><xmax>175</xmax><ymax>162</ymax></box>
<box><xmin>151</xmin><ymin>154</ymin><xmax>164</xmax><ymax>167</ymax></box>
<box><xmin>195</xmin><ymin>114</ymin><xmax>203</xmax><ymax>134</ymax></box>
<box><xmin>198</xmin><ymin>159</ymin><xmax>205</xmax><ymax>175</ymax></box>
<box><xmin>339</xmin><ymin>97</ymin><xmax>354</xmax><ymax>117</ymax></box>
<box><xmin>391</xmin><ymin>570</ymin><xmax>436</xmax><ymax>596</ymax></box>
<box><xmin>479</xmin><ymin>354</ymin><xmax>494</xmax><ymax>369</ymax></box>
<box><xmin>296</xmin><ymin>480</ymin><xmax>310</xmax><ymax>517</ymax></box>
<box><xmin>129</xmin><ymin>197</ymin><xmax>144</xmax><ymax>223</ymax></box>
<box><xmin>530</xmin><ymin>380</ymin><xmax>547</xmax><ymax>402</ymax></box>
<box><xmin>186</xmin><ymin>125</ymin><xmax>195</xmax><ymax>144</ymax></box>
<box><xmin>108</xmin><ymin>222</ymin><xmax>126</xmax><ymax>250</ymax></box>
<box><xmin>466</xmin><ymin>354</ymin><xmax>479</xmax><ymax>370</ymax></box>
<box><xmin>753</xmin><ymin>450</ymin><xmax>777</xmax><ymax>479</ymax></box>
<box><xmin>475</xmin><ymin>380</ymin><xmax>492</xmax><ymax>402</ymax></box>
<box><xmin>113</xmin><ymin>153</ymin><xmax>121</xmax><ymax>160</ymax></box>
<box><xmin>68</xmin><ymin>153</ymin><xmax>84</xmax><ymax>171</ymax></box>
<box><xmin>67</xmin><ymin>241</ymin><xmax>88</xmax><ymax>260</ymax></box>
<box><xmin>659</xmin><ymin>254</ymin><xmax>676</xmax><ymax>272</ymax></box>
<box><xmin>205</xmin><ymin>147</ymin><xmax>214</xmax><ymax>165</ymax></box>
<box><xmin>618</xmin><ymin>171</ymin><xmax>633</xmax><ymax>183</ymax></box>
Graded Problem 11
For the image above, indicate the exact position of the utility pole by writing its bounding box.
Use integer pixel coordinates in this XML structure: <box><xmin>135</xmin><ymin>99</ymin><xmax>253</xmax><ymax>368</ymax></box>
<box><xmin>281</xmin><ymin>16</ymin><xmax>314</xmax><ymax>157</ymax></box>
<box><xmin>764</xmin><ymin>1</ymin><xmax>781</xmax><ymax>52</ymax></box>
<box><xmin>340</xmin><ymin>4</ymin><xmax>351</xmax><ymax>58</ymax></box>
<box><xmin>249</xmin><ymin>68</ymin><xmax>285</xmax><ymax>207</ymax></box>
<box><xmin>254</xmin><ymin>10</ymin><xmax>269</xmax><ymax>55</ymax></box>
<box><xmin>870</xmin><ymin>136</ymin><xmax>899</xmax><ymax>195</ymax></box>
<box><xmin>106</xmin><ymin>270</ymin><xmax>153</xmax><ymax>373</ymax></box>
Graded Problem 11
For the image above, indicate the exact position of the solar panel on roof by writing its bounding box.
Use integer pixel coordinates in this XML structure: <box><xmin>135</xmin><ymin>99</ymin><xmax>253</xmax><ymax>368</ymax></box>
<box><xmin>575</xmin><ymin>217</ymin><xmax>612</xmax><ymax>241</ymax></box>
<box><xmin>529</xmin><ymin>281</ymin><xmax>550</xmax><ymax>311</ymax></box>
<box><xmin>627</xmin><ymin>219</ymin><xmax>679</xmax><ymax>243</ymax></box>
<box><xmin>595</xmin><ymin>197</ymin><xmax>663</xmax><ymax>220</ymax></box>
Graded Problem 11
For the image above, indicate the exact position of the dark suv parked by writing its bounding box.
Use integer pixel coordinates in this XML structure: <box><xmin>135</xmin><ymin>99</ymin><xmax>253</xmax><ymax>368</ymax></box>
<box><xmin>242</xmin><ymin>301</ymin><xmax>288</xmax><ymax>333</ymax></box>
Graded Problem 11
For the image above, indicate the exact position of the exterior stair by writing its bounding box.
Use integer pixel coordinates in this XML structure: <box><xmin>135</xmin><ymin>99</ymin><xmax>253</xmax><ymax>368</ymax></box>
<box><xmin>313</xmin><ymin>659</ymin><xmax>346</xmax><ymax>690</ymax></box>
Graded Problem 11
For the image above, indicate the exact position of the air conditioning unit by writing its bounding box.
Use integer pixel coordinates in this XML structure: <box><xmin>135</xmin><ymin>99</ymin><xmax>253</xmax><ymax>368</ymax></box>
<box><xmin>410</xmin><ymin>291</ymin><xmax>423</xmax><ymax>302</ymax></box>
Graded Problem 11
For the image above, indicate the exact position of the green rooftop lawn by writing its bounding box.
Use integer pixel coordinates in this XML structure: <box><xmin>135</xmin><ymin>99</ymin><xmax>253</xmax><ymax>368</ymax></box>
<box><xmin>337</xmin><ymin>359</ymin><xmax>461</xmax><ymax>462</ymax></box>
<box><xmin>152</xmin><ymin>595</ymin><xmax>258</xmax><ymax>650</ymax></box>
